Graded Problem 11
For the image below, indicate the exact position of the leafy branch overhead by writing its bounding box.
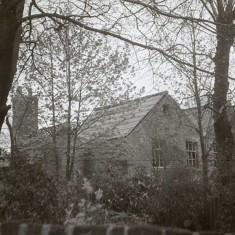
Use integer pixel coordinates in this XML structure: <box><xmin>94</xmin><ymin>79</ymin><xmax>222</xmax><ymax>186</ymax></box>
<box><xmin>20</xmin><ymin>1</ymin><xmax>227</xmax><ymax>80</ymax></box>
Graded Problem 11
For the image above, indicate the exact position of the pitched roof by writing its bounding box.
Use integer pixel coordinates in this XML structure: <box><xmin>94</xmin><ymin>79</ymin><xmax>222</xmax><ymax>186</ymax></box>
<box><xmin>79</xmin><ymin>91</ymin><xmax>168</xmax><ymax>139</ymax></box>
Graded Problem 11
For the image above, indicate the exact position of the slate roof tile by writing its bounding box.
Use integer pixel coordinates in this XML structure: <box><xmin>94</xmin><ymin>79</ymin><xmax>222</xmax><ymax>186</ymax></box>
<box><xmin>79</xmin><ymin>91</ymin><xmax>168</xmax><ymax>139</ymax></box>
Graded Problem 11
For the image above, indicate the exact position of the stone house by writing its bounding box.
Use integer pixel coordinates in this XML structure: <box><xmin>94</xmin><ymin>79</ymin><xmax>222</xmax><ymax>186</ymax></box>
<box><xmin>11</xmin><ymin>88</ymin><xmax>203</xmax><ymax>178</ymax></box>
<box><xmin>185</xmin><ymin>106</ymin><xmax>235</xmax><ymax>172</ymax></box>
<box><xmin>78</xmin><ymin>91</ymin><xmax>201</xmax><ymax>176</ymax></box>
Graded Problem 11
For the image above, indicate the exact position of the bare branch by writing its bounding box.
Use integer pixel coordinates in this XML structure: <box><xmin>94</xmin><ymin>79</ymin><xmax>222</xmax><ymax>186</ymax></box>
<box><xmin>121</xmin><ymin>0</ymin><xmax>216</xmax><ymax>25</ymax></box>
<box><xmin>21</xmin><ymin>13</ymin><xmax>215</xmax><ymax>76</ymax></box>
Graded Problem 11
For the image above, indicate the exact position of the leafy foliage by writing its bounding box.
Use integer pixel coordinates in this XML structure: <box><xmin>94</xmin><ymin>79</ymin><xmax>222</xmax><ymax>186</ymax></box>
<box><xmin>17</xmin><ymin>16</ymin><xmax>138</xmax><ymax>179</ymax></box>
<box><xmin>150</xmin><ymin>167</ymin><xmax>205</xmax><ymax>229</ymax></box>
<box><xmin>0</xmin><ymin>153</ymin><xmax>64</xmax><ymax>223</ymax></box>
<box><xmin>20</xmin><ymin>21</ymin><xmax>136</xmax><ymax>127</ymax></box>
<box><xmin>212</xmin><ymin>178</ymin><xmax>235</xmax><ymax>232</ymax></box>
<box><xmin>63</xmin><ymin>174</ymin><xmax>106</xmax><ymax>225</ymax></box>
<box><xmin>91</xmin><ymin>165</ymin><xmax>207</xmax><ymax>229</ymax></box>
<box><xmin>90</xmin><ymin>166</ymin><xmax>149</xmax><ymax>215</ymax></box>
<box><xmin>1</xmin><ymin>152</ymin><xmax>233</xmax><ymax>231</ymax></box>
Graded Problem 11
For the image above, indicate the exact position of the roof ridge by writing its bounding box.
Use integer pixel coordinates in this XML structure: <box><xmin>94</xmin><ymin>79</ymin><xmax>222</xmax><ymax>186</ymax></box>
<box><xmin>127</xmin><ymin>91</ymin><xmax>168</xmax><ymax>137</ymax></box>
<box><xmin>79</xmin><ymin>91</ymin><xmax>169</xmax><ymax>139</ymax></box>
<box><xmin>95</xmin><ymin>91</ymin><xmax>168</xmax><ymax>111</ymax></box>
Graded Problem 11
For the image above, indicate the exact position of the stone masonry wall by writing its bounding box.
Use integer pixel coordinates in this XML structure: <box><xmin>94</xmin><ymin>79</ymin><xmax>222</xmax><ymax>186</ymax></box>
<box><xmin>126</xmin><ymin>94</ymin><xmax>200</xmax><ymax>174</ymax></box>
<box><xmin>78</xmin><ymin>93</ymin><xmax>201</xmax><ymax>177</ymax></box>
<box><xmin>0</xmin><ymin>223</ymin><xmax>231</xmax><ymax>235</ymax></box>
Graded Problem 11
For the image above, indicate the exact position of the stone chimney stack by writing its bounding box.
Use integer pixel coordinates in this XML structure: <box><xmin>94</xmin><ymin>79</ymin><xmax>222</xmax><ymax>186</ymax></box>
<box><xmin>12</xmin><ymin>87</ymin><xmax>38</xmax><ymax>143</ymax></box>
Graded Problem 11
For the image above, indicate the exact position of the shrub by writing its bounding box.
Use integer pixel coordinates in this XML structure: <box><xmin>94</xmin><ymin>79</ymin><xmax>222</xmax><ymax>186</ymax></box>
<box><xmin>91</xmin><ymin>165</ymin><xmax>154</xmax><ymax>217</ymax></box>
<box><xmin>150</xmin><ymin>167</ymin><xmax>205</xmax><ymax>230</ymax></box>
<box><xmin>64</xmin><ymin>176</ymin><xmax>106</xmax><ymax>225</ymax></box>
<box><xmin>213</xmin><ymin>179</ymin><xmax>235</xmax><ymax>232</ymax></box>
<box><xmin>0</xmin><ymin>153</ymin><xmax>64</xmax><ymax>223</ymax></box>
<box><xmin>91</xmin><ymin>164</ymin><xmax>206</xmax><ymax>229</ymax></box>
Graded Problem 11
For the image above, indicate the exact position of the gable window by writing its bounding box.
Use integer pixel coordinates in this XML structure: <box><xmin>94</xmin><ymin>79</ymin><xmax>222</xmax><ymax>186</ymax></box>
<box><xmin>163</xmin><ymin>104</ymin><xmax>170</xmax><ymax>114</ymax></box>
<box><xmin>116</xmin><ymin>160</ymin><xmax>128</xmax><ymax>175</ymax></box>
<box><xmin>152</xmin><ymin>139</ymin><xmax>165</xmax><ymax>168</ymax></box>
<box><xmin>186</xmin><ymin>141</ymin><xmax>198</xmax><ymax>168</ymax></box>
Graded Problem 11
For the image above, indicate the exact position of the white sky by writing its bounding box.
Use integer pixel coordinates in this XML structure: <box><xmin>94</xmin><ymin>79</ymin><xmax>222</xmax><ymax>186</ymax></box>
<box><xmin>2</xmin><ymin>0</ymin><xmax>235</xmax><ymax>150</ymax></box>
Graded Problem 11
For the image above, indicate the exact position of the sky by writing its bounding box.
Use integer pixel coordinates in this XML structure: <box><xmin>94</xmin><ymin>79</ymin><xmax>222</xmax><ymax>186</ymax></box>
<box><xmin>0</xmin><ymin>0</ymin><xmax>204</xmax><ymax>150</ymax></box>
<box><xmin>2</xmin><ymin>0</ymin><xmax>235</xmax><ymax>151</ymax></box>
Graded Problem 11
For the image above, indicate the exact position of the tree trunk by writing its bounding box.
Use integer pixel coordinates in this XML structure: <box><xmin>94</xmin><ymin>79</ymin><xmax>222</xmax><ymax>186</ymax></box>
<box><xmin>191</xmin><ymin>24</ymin><xmax>209</xmax><ymax>228</ymax></box>
<box><xmin>213</xmin><ymin>17</ymin><xmax>234</xmax><ymax>183</ymax></box>
<box><xmin>49</xmin><ymin>36</ymin><xmax>60</xmax><ymax>178</ymax></box>
<box><xmin>65</xmin><ymin>26</ymin><xmax>72</xmax><ymax>180</ymax></box>
<box><xmin>5</xmin><ymin>116</ymin><xmax>18</xmax><ymax>157</ymax></box>
<box><xmin>0</xmin><ymin>0</ymin><xmax>25</xmax><ymax>132</ymax></box>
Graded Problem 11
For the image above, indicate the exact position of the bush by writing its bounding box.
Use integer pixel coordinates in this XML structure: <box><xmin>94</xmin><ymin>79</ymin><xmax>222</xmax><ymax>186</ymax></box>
<box><xmin>91</xmin><ymin>165</ymin><xmax>206</xmax><ymax>229</ymax></box>
<box><xmin>92</xmin><ymin>166</ymin><xmax>153</xmax><ymax>217</ymax></box>
<box><xmin>64</xmin><ymin>175</ymin><xmax>106</xmax><ymax>225</ymax></box>
<box><xmin>213</xmin><ymin>180</ymin><xmax>235</xmax><ymax>232</ymax></box>
<box><xmin>0</xmin><ymin>153</ymin><xmax>64</xmax><ymax>223</ymax></box>
<box><xmin>150</xmin><ymin>167</ymin><xmax>205</xmax><ymax>230</ymax></box>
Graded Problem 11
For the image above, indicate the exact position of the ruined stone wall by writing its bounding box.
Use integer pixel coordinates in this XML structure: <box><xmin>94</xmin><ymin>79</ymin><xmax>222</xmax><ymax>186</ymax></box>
<box><xmin>0</xmin><ymin>223</ymin><xmax>230</xmax><ymax>235</ymax></box>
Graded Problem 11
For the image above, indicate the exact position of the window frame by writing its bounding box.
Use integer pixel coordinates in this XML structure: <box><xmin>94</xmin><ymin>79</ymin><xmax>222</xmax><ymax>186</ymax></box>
<box><xmin>163</xmin><ymin>103</ymin><xmax>171</xmax><ymax>116</ymax></box>
<box><xmin>186</xmin><ymin>141</ymin><xmax>198</xmax><ymax>168</ymax></box>
<box><xmin>152</xmin><ymin>139</ymin><xmax>165</xmax><ymax>168</ymax></box>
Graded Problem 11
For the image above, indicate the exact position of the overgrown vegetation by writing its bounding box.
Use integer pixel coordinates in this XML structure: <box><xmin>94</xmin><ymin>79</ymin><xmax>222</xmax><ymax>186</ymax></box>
<box><xmin>0</xmin><ymin>153</ymin><xmax>234</xmax><ymax>232</ymax></box>
<box><xmin>0</xmin><ymin>153</ymin><xmax>64</xmax><ymax>224</ymax></box>
<box><xmin>90</xmin><ymin>166</ymin><xmax>206</xmax><ymax>229</ymax></box>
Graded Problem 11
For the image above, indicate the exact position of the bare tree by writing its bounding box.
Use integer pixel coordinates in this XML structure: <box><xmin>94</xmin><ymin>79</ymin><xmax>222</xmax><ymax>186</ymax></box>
<box><xmin>118</xmin><ymin>0</ymin><xmax>235</xmax><ymax>182</ymax></box>
<box><xmin>20</xmin><ymin>16</ymin><xmax>136</xmax><ymax>179</ymax></box>
<box><xmin>1</xmin><ymin>0</ymin><xmax>235</xmax><ymax>184</ymax></box>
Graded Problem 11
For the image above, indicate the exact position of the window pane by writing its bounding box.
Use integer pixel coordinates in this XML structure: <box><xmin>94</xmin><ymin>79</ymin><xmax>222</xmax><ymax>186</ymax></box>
<box><xmin>159</xmin><ymin>155</ymin><xmax>164</xmax><ymax>167</ymax></box>
<box><xmin>186</xmin><ymin>141</ymin><xmax>198</xmax><ymax>168</ymax></box>
<box><xmin>152</xmin><ymin>139</ymin><xmax>166</xmax><ymax>168</ymax></box>
<box><xmin>193</xmin><ymin>142</ymin><xmax>197</xmax><ymax>151</ymax></box>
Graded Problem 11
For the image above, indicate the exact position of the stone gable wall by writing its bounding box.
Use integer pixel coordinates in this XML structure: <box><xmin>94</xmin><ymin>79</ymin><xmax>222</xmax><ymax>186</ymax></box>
<box><xmin>70</xmin><ymin>94</ymin><xmax>202</xmax><ymax>177</ymax></box>
<box><xmin>126</xmin><ymin>94</ymin><xmax>200</xmax><ymax>175</ymax></box>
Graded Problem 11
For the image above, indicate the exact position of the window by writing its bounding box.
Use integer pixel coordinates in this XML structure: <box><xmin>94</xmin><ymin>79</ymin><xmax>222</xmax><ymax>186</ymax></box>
<box><xmin>116</xmin><ymin>160</ymin><xmax>128</xmax><ymax>175</ymax></box>
<box><xmin>152</xmin><ymin>139</ymin><xmax>165</xmax><ymax>168</ymax></box>
<box><xmin>163</xmin><ymin>104</ymin><xmax>170</xmax><ymax>114</ymax></box>
<box><xmin>186</xmin><ymin>141</ymin><xmax>198</xmax><ymax>168</ymax></box>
